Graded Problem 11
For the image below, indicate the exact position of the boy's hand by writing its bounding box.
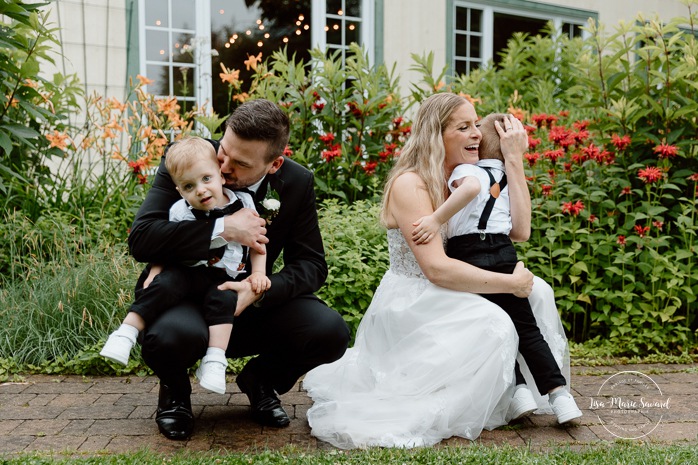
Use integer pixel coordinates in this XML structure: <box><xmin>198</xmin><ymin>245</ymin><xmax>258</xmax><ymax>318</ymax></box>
<box><xmin>412</xmin><ymin>215</ymin><xmax>441</xmax><ymax>244</ymax></box>
<box><xmin>143</xmin><ymin>264</ymin><xmax>163</xmax><ymax>289</ymax></box>
<box><xmin>246</xmin><ymin>272</ymin><xmax>271</xmax><ymax>294</ymax></box>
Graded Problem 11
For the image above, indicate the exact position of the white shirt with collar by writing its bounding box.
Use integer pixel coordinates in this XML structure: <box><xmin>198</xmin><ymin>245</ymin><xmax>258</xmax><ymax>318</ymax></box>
<box><xmin>446</xmin><ymin>159</ymin><xmax>511</xmax><ymax>239</ymax></box>
<box><xmin>169</xmin><ymin>187</ymin><xmax>257</xmax><ymax>278</ymax></box>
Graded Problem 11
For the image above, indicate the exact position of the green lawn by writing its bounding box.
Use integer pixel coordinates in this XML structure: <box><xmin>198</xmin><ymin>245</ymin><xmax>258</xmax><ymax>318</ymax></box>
<box><xmin>3</xmin><ymin>443</ymin><xmax>697</xmax><ymax>465</ymax></box>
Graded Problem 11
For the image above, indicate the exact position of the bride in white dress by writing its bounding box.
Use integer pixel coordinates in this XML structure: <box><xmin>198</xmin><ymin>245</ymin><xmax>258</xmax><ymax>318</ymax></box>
<box><xmin>303</xmin><ymin>94</ymin><xmax>570</xmax><ymax>449</ymax></box>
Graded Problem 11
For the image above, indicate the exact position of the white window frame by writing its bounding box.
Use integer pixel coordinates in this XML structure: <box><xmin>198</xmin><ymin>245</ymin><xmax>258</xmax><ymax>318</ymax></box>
<box><xmin>138</xmin><ymin>0</ymin><xmax>374</xmax><ymax>110</ymax></box>
<box><xmin>452</xmin><ymin>0</ymin><xmax>589</xmax><ymax>75</ymax></box>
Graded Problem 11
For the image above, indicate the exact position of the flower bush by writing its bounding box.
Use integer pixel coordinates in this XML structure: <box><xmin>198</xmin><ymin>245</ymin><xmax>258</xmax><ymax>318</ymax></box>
<box><xmin>1</xmin><ymin>0</ymin><xmax>697</xmax><ymax>366</ymax></box>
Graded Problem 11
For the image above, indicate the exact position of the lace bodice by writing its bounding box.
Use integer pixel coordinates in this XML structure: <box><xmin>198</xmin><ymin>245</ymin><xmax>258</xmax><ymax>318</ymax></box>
<box><xmin>387</xmin><ymin>229</ymin><xmax>425</xmax><ymax>279</ymax></box>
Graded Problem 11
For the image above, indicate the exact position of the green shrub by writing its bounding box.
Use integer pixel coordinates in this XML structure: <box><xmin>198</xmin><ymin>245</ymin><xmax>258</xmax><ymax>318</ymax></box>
<box><xmin>317</xmin><ymin>200</ymin><xmax>389</xmax><ymax>338</ymax></box>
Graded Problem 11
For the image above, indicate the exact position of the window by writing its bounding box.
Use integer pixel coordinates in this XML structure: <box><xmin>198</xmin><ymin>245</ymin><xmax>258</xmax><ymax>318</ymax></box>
<box><xmin>138</xmin><ymin>0</ymin><xmax>374</xmax><ymax>116</ymax></box>
<box><xmin>451</xmin><ymin>1</ymin><xmax>593</xmax><ymax>76</ymax></box>
<box><xmin>140</xmin><ymin>0</ymin><xmax>198</xmax><ymax>110</ymax></box>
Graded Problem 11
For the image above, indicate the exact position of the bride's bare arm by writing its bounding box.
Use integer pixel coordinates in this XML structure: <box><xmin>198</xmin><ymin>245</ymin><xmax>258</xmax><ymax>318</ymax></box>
<box><xmin>387</xmin><ymin>172</ymin><xmax>533</xmax><ymax>297</ymax></box>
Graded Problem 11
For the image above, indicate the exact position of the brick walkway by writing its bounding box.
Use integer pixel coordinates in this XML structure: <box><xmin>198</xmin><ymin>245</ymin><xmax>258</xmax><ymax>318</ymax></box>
<box><xmin>1</xmin><ymin>363</ymin><xmax>696</xmax><ymax>456</ymax></box>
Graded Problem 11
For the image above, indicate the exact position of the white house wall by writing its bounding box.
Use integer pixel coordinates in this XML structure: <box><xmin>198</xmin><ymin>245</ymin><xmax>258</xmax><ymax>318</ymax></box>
<box><xmin>43</xmin><ymin>0</ymin><xmax>128</xmax><ymax>106</ymax></box>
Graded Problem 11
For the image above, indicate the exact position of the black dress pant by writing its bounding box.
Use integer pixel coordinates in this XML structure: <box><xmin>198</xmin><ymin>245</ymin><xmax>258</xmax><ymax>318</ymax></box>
<box><xmin>130</xmin><ymin>265</ymin><xmax>236</xmax><ymax>328</ymax></box>
<box><xmin>447</xmin><ymin>234</ymin><xmax>566</xmax><ymax>395</ymax></box>
<box><xmin>136</xmin><ymin>267</ymin><xmax>350</xmax><ymax>398</ymax></box>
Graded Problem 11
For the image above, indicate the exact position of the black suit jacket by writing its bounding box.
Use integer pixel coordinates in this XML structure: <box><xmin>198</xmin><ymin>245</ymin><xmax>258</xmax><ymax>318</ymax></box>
<box><xmin>127</xmin><ymin>140</ymin><xmax>328</xmax><ymax>310</ymax></box>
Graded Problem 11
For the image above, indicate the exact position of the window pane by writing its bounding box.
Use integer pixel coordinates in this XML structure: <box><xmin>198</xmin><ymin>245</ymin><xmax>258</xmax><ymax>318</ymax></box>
<box><xmin>454</xmin><ymin>59</ymin><xmax>468</xmax><ymax>76</ymax></box>
<box><xmin>172</xmin><ymin>32</ymin><xmax>194</xmax><ymax>63</ymax></box>
<box><xmin>145</xmin><ymin>0</ymin><xmax>168</xmax><ymax>28</ymax></box>
<box><xmin>470</xmin><ymin>8</ymin><xmax>482</xmax><ymax>33</ymax></box>
<box><xmin>563</xmin><ymin>22</ymin><xmax>583</xmax><ymax>38</ymax></box>
<box><xmin>171</xmin><ymin>0</ymin><xmax>195</xmax><ymax>30</ymax></box>
<box><xmin>328</xmin><ymin>0</ymin><xmax>342</xmax><ymax>16</ymax></box>
<box><xmin>492</xmin><ymin>13</ymin><xmax>546</xmax><ymax>65</ymax></box>
<box><xmin>455</xmin><ymin>7</ymin><xmax>469</xmax><ymax>31</ymax></box>
<box><xmin>346</xmin><ymin>20</ymin><xmax>360</xmax><ymax>44</ymax></box>
<box><xmin>470</xmin><ymin>35</ymin><xmax>481</xmax><ymax>57</ymax></box>
<box><xmin>345</xmin><ymin>0</ymin><xmax>361</xmax><ymax>18</ymax></box>
<box><xmin>147</xmin><ymin>64</ymin><xmax>170</xmax><ymax>95</ymax></box>
<box><xmin>455</xmin><ymin>33</ymin><xmax>468</xmax><ymax>56</ymax></box>
<box><xmin>327</xmin><ymin>18</ymin><xmax>342</xmax><ymax>45</ymax></box>
<box><xmin>174</xmin><ymin>65</ymin><xmax>196</xmax><ymax>97</ymax></box>
<box><xmin>210</xmin><ymin>0</ymin><xmax>311</xmax><ymax>115</ymax></box>
<box><xmin>146</xmin><ymin>29</ymin><xmax>170</xmax><ymax>62</ymax></box>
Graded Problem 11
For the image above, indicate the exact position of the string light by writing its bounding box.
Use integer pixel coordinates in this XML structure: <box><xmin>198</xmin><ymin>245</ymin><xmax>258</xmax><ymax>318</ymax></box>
<box><xmin>304</xmin><ymin>24</ymin><xmax>309</xmax><ymax>30</ymax></box>
<box><xmin>349</xmin><ymin>24</ymin><xmax>355</xmax><ymax>30</ymax></box>
<box><xmin>338</xmin><ymin>9</ymin><xmax>343</xmax><ymax>15</ymax></box>
<box><xmin>155</xmin><ymin>20</ymin><xmax>161</xmax><ymax>26</ymax></box>
<box><xmin>296</xmin><ymin>20</ymin><xmax>301</xmax><ymax>26</ymax></box>
<box><xmin>296</xmin><ymin>29</ymin><xmax>301</xmax><ymax>35</ymax></box>
<box><xmin>246</xmin><ymin>30</ymin><xmax>251</xmax><ymax>35</ymax></box>
<box><xmin>298</xmin><ymin>14</ymin><xmax>304</xmax><ymax>21</ymax></box>
<box><xmin>257</xmin><ymin>41</ymin><xmax>263</xmax><ymax>47</ymax></box>
<box><xmin>283</xmin><ymin>37</ymin><xmax>289</xmax><ymax>43</ymax></box>
<box><xmin>259</xmin><ymin>24</ymin><xmax>265</xmax><ymax>30</ymax></box>
<box><xmin>264</xmin><ymin>33</ymin><xmax>270</xmax><ymax>38</ymax></box>
<box><xmin>333</xmin><ymin>24</ymin><xmax>339</xmax><ymax>30</ymax></box>
<box><xmin>219</xmin><ymin>9</ymin><xmax>224</xmax><ymax>14</ymax></box>
<box><xmin>224</xmin><ymin>43</ymin><xmax>230</xmax><ymax>48</ymax></box>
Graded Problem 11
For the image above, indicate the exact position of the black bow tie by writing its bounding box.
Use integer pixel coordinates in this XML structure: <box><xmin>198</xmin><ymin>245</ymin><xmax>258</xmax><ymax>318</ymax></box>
<box><xmin>190</xmin><ymin>199</ymin><xmax>244</xmax><ymax>220</ymax></box>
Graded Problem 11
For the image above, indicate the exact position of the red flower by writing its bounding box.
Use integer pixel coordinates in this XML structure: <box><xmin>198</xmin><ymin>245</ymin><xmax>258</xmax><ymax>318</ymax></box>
<box><xmin>528</xmin><ymin>136</ymin><xmax>542</xmax><ymax>149</ymax></box>
<box><xmin>688</xmin><ymin>173</ymin><xmax>698</xmax><ymax>182</ymax></box>
<box><xmin>346</xmin><ymin>101</ymin><xmax>363</xmax><ymax>118</ymax></box>
<box><xmin>319</xmin><ymin>133</ymin><xmax>335</xmax><ymax>146</ymax></box>
<box><xmin>525</xmin><ymin>152</ymin><xmax>540</xmax><ymax>167</ymax></box>
<box><xmin>638</xmin><ymin>166</ymin><xmax>663</xmax><ymax>184</ymax></box>
<box><xmin>654</xmin><ymin>143</ymin><xmax>679</xmax><ymax>159</ymax></box>
<box><xmin>543</xmin><ymin>149</ymin><xmax>564</xmax><ymax>163</ymax></box>
<box><xmin>611</xmin><ymin>134</ymin><xmax>631</xmax><ymax>151</ymax></box>
<box><xmin>531</xmin><ymin>113</ymin><xmax>548</xmax><ymax>128</ymax></box>
<box><xmin>617</xmin><ymin>235</ymin><xmax>626</xmax><ymax>246</ymax></box>
<box><xmin>393</xmin><ymin>116</ymin><xmax>403</xmax><ymax>127</ymax></box>
<box><xmin>312</xmin><ymin>101</ymin><xmax>325</xmax><ymax>112</ymax></box>
<box><xmin>634</xmin><ymin>224</ymin><xmax>650</xmax><ymax>238</ymax></box>
<box><xmin>572</xmin><ymin>129</ymin><xmax>589</xmax><ymax>145</ymax></box>
<box><xmin>558</xmin><ymin>110</ymin><xmax>570</xmax><ymax>117</ymax></box>
<box><xmin>541</xmin><ymin>184</ymin><xmax>553</xmax><ymax>196</ymax></box>
<box><xmin>588</xmin><ymin>214</ymin><xmax>597</xmax><ymax>223</ymax></box>
<box><xmin>548</xmin><ymin>126</ymin><xmax>572</xmax><ymax>145</ymax></box>
<box><xmin>573</xmin><ymin>120</ymin><xmax>590</xmax><ymax>130</ymax></box>
<box><xmin>652</xmin><ymin>220</ymin><xmax>664</xmax><ymax>231</ymax></box>
<box><xmin>620</xmin><ymin>186</ymin><xmax>632</xmax><ymax>196</ymax></box>
<box><xmin>562</xmin><ymin>200</ymin><xmax>585</xmax><ymax>216</ymax></box>
<box><xmin>321</xmin><ymin>144</ymin><xmax>342</xmax><ymax>162</ymax></box>
<box><xmin>283</xmin><ymin>145</ymin><xmax>293</xmax><ymax>157</ymax></box>
<box><xmin>563</xmin><ymin>163</ymin><xmax>572</xmax><ymax>172</ymax></box>
<box><xmin>362</xmin><ymin>161</ymin><xmax>378</xmax><ymax>175</ymax></box>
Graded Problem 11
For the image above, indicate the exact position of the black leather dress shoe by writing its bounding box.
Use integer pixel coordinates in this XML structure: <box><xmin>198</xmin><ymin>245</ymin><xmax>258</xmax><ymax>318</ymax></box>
<box><xmin>155</xmin><ymin>384</ymin><xmax>194</xmax><ymax>440</ymax></box>
<box><xmin>236</xmin><ymin>369</ymin><xmax>291</xmax><ymax>427</ymax></box>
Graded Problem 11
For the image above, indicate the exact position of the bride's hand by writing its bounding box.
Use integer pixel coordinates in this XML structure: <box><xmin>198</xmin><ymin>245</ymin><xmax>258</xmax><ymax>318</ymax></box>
<box><xmin>511</xmin><ymin>261</ymin><xmax>534</xmax><ymax>298</ymax></box>
<box><xmin>495</xmin><ymin>114</ymin><xmax>527</xmax><ymax>163</ymax></box>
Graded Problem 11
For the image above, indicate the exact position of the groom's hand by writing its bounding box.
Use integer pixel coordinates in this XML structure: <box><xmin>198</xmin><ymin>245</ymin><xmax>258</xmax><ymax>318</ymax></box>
<box><xmin>222</xmin><ymin>209</ymin><xmax>268</xmax><ymax>254</ymax></box>
<box><xmin>218</xmin><ymin>280</ymin><xmax>259</xmax><ymax>316</ymax></box>
<box><xmin>511</xmin><ymin>261</ymin><xmax>534</xmax><ymax>298</ymax></box>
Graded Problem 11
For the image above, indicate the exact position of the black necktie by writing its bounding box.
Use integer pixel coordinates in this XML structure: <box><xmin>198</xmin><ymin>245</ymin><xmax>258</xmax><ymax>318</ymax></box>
<box><xmin>190</xmin><ymin>198</ymin><xmax>244</xmax><ymax>220</ymax></box>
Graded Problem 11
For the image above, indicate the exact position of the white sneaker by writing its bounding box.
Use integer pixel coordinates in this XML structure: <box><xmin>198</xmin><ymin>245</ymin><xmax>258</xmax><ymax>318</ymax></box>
<box><xmin>507</xmin><ymin>386</ymin><xmax>538</xmax><ymax>421</ymax></box>
<box><xmin>550</xmin><ymin>391</ymin><xmax>583</xmax><ymax>424</ymax></box>
<box><xmin>99</xmin><ymin>331</ymin><xmax>136</xmax><ymax>365</ymax></box>
<box><xmin>196</xmin><ymin>356</ymin><xmax>227</xmax><ymax>394</ymax></box>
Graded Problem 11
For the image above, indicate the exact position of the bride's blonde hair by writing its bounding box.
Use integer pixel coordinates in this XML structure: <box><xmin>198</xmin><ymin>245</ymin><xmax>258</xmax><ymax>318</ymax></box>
<box><xmin>380</xmin><ymin>93</ymin><xmax>470</xmax><ymax>225</ymax></box>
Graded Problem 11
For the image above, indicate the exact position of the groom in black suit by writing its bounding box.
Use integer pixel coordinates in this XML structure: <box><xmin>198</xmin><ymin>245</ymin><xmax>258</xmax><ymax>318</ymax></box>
<box><xmin>127</xmin><ymin>99</ymin><xmax>350</xmax><ymax>440</ymax></box>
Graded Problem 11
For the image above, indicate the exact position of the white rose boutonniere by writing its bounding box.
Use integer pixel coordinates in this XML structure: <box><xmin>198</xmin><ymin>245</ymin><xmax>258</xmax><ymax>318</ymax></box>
<box><xmin>259</xmin><ymin>187</ymin><xmax>281</xmax><ymax>224</ymax></box>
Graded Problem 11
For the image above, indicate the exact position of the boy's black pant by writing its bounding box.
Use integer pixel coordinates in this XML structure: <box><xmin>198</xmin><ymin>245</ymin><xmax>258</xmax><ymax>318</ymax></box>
<box><xmin>447</xmin><ymin>233</ymin><xmax>566</xmax><ymax>395</ymax></box>
<box><xmin>130</xmin><ymin>265</ymin><xmax>237</xmax><ymax>328</ymax></box>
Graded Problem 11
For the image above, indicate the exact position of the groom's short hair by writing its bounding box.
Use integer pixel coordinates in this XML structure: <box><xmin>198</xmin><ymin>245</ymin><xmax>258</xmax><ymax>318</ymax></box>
<box><xmin>225</xmin><ymin>99</ymin><xmax>290</xmax><ymax>163</ymax></box>
<box><xmin>478</xmin><ymin>113</ymin><xmax>508</xmax><ymax>162</ymax></box>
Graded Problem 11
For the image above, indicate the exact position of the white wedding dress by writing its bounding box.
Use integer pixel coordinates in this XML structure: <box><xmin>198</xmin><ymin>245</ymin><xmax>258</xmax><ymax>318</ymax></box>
<box><xmin>303</xmin><ymin>229</ymin><xmax>570</xmax><ymax>449</ymax></box>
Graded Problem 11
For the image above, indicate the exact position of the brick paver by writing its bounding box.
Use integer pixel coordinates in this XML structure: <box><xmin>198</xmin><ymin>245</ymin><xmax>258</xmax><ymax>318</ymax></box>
<box><xmin>0</xmin><ymin>363</ymin><xmax>696</xmax><ymax>456</ymax></box>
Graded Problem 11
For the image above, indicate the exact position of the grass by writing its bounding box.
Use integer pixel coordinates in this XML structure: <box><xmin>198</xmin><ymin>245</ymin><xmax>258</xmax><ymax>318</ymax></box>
<box><xmin>2</xmin><ymin>443</ymin><xmax>698</xmax><ymax>464</ymax></box>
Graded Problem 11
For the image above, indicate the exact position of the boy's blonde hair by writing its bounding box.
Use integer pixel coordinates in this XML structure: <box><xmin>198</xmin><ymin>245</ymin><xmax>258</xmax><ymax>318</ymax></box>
<box><xmin>478</xmin><ymin>113</ymin><xmax>508</xmax><ymax>162</ymax></box>
<box><xmin>165</xmin><ymin>137</ymin><xmax>218</xmax><ymax>181</ymax></box>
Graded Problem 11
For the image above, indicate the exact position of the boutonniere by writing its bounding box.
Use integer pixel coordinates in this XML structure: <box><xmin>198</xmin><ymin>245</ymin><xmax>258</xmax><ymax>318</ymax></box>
<box><xmin>259</xmin><ymin>187</ymin><xmax>281</xmax><ymax>224</ymax></box>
